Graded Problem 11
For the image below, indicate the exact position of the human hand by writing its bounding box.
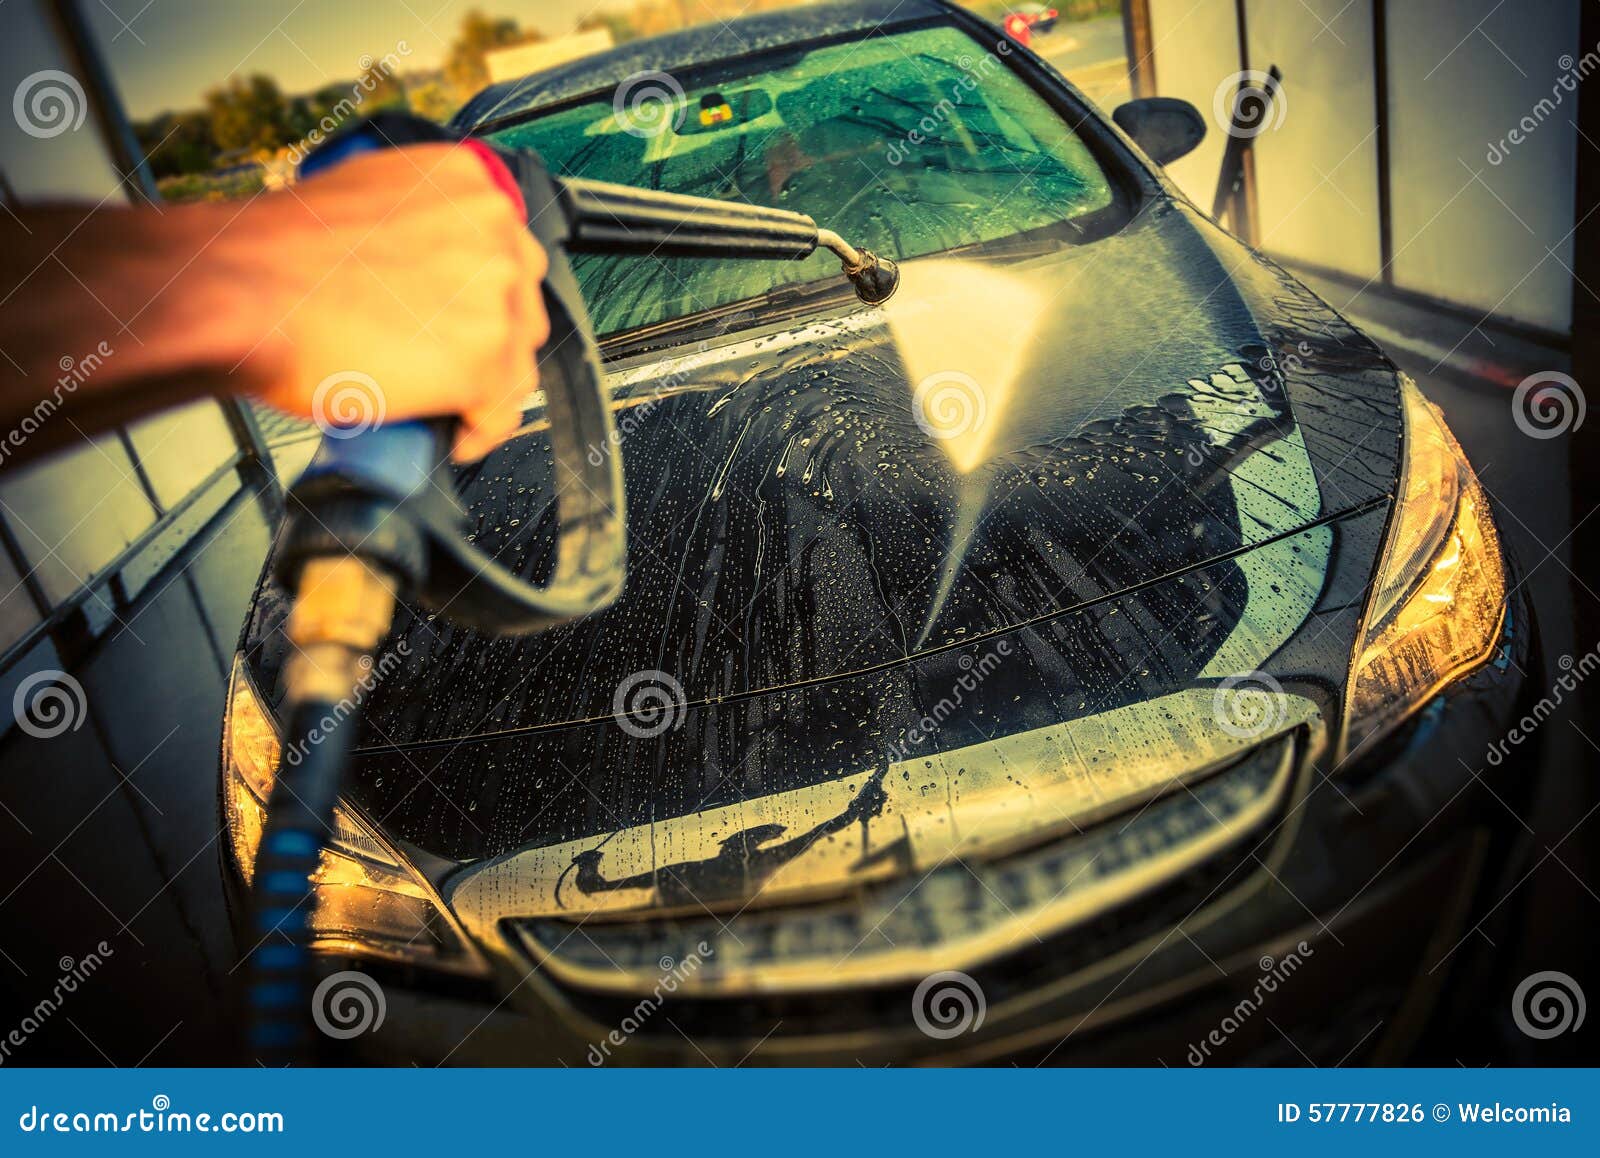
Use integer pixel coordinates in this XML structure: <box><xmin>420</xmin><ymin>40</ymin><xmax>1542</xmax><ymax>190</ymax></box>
<box><xmin>240</xmin><ymin>143</ymin><xmax>549</xmax><ymax>461</ymax></box>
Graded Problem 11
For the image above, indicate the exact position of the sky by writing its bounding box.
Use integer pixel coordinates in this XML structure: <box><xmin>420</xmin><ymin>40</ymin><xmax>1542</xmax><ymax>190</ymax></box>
<box><xmin>87</xmin><ymin>0</ymin><xmax>643</xmax><ymax>116</ymax></box>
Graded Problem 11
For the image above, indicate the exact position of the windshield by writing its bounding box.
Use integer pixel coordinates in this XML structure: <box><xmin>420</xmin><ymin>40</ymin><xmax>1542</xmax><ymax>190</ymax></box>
<box><xmin>487</xmin><ymin>24</ymin><xmax>1114</xmax><ymax>335</ymax></box>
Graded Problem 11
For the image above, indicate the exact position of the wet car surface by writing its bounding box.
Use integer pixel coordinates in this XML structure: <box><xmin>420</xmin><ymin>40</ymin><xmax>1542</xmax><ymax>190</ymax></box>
<box><xmin>223</xmin><ymin>0</ymin><xmax>1534</xmax><ymax>1063</ymax></box>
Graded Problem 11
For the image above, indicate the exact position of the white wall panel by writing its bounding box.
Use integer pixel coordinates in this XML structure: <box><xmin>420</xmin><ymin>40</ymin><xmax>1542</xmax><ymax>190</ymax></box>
<box><xmin>1146</xmin><ymin>0</ymin><xmax>1240</xmax><ymax>207</ymax></box>
<box><xmin>0</xmin><ymin>0</ymin><xmax>125</xmax><ymax>202</ymax></box>
<box><xmin>126</xmin><ymin>402</ymin><xmax>239</xmax><ymax>511</ymax></box>
<box><xmin>0</xmin><ymin>437</ymin><xmax>158</xmax><ymax>606</ymax></box>
<box><xmin>1387</xmin><ymin>0</ymin><xmax>1579</xmax><ymax>332</ymax></box>
<box><xmin>1245</xmin><ymin>0</ymin><xmax>1383</xmax><ymax>278</ymax></box>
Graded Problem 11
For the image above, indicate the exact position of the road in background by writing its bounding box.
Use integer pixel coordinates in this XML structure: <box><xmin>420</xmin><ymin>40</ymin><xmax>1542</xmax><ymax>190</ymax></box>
<box><xmin>1033</xmin><ymin>13</ymin><xmax>1131</xmax><ymax>110</ymax></box>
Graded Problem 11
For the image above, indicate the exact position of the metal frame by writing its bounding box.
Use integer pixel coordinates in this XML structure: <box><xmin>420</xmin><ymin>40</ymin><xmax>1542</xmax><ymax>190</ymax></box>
<box><xmin>1228</xmin><ymin>0</ymin><xmax>1260</xmax><ymax>245</ymax></box>
<box><xmin>1371</xmin><ymin>0</ymin><xmax>1394</xmax><ymax>282</ymax></box>
<box><xmin>45</xmin><ymin>0</ymin><xmax>158</xmax><ymax>204</ymax></box>
<box><xmin>1122</xmin><ymin>0</ymin><xmax>1156</xmax><ymax>99</ymax></box>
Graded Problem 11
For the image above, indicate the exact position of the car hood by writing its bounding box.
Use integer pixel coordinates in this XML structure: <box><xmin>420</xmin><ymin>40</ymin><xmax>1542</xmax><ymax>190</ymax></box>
<box><xmin>241</xmin><ymin>198</ymin><xmax>1404</xmax><ymax>883</ymax></box>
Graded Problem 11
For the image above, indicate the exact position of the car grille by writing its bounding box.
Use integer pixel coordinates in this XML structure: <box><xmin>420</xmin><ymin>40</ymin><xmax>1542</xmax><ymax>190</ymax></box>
<box><xmin>511</xmin><ymin>732</ymin><xmax>1300</xmax><ymax>1038</ymax></box>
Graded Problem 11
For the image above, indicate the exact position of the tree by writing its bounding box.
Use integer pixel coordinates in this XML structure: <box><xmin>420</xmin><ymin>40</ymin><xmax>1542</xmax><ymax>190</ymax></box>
<box><xmin>354</xmin><ymin>51</ymin><xmax>407</xmax><ymax>112</ymax></box>
<box><xmin>205</xmin><ymin>74</ymin><xmax>289</xmax><ymax>155</ymax></box>
<box><xmin>305</xmin><ymin>83</ymin><xmax>355</xmax><ymax>128</ymax></box>
<box><xmin>578</xmin><ymin>11</ymin><xmax>639</xmax><ymax>45</ymax></box>
<box><xmin>133</xmin><ymin>110</ymin><xmax>216</xmax><ymax>178</ymax></box>
<box><xmin>406</xmin><ymin>80</ymin><xmax>461</xmax><ymax>125</ymax></box>
<box><xmin>445</xmin><ymin>10</ymin><xmax>541</xmax><ymax>96</ymax></box>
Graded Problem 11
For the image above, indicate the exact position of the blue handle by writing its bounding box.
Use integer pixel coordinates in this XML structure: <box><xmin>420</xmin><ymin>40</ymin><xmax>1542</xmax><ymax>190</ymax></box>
<box><xmin>296</xmin><ymin>126</ymin><xmax>384</xmax><ymax>177</ymax></box>
<box><xmin>300</xmin><ymin>419</ymin><xmax>444</xmax><ymax>498</ymax></box>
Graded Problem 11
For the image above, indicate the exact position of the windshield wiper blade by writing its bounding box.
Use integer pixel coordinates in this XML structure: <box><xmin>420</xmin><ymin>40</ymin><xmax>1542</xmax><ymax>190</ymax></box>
<box><xmin>597</xmin><ymin>223</ymin><xmax>1085</xmax><ymax>362</ymax></box>
<box><xmin>599</xmin><ymin>278</ymin><xmax>855</xmax><ymax>361</ymax></box>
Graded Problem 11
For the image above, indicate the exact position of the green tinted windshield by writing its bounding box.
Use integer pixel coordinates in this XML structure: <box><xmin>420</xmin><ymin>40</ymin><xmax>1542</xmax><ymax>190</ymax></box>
<box><xmin>489</xmin><ymin>25</ymin><xmax>1114</xmax><ymax>336</ymax></box>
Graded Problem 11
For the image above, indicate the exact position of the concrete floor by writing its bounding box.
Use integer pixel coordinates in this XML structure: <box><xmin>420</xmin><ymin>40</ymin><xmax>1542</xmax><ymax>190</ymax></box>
<box><xmin>0</xmin><ymin>427</ymin><xmax>317</xmax><ymax>1066</ymax></box>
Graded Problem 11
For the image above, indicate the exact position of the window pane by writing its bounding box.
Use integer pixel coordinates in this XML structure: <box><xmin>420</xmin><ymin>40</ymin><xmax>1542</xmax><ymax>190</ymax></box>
<box><xmin>0</xmin><ymin>435</ymin><xmax>158</xmax><ymax>606</ymax></box>
<box><xmin>0</xmin><ymin>544</ymin><xmax>42</xmax><ymax>656</ymax></box>
<box><xmin>1386</xmin><ymin>0</ymin><xmax>1578</xmax><ymax>331</ymax></box>
<box><xmin>126</xmin><ymin>400</ymin><xmax>240</xmax><ymax>510</ymax></box>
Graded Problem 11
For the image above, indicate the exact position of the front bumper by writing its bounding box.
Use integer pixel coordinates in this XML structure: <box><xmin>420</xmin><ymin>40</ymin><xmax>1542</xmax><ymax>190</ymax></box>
<box><xmin>327</xmin><ymin>588</ymin><xmax>1538</xmax><ymax>1066</ymax></box>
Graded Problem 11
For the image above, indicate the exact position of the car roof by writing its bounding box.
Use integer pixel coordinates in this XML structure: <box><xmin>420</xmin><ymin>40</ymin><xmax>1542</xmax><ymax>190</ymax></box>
<box><xmin>454</xmin><ymin>0</ymin><xmax>953</xmax><ymax>130</ymax></box>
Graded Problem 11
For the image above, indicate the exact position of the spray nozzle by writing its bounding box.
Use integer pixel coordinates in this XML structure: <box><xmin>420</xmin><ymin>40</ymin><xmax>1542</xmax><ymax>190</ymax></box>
<box><xmin>819</xmin><ymin>230</ymin><xmax>901</xmax><ymax>305</ymax></box>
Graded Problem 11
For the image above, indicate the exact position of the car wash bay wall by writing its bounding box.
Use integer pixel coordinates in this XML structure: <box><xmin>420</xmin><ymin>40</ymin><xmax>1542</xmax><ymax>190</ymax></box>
<box><xmin>1134</xmin><ymin>0</ymin><xmax>1580</xmax><ymax>338</ymax></box>
<box><xmin>0</xmin><ymin>0</ymin><xmax>277</xmax><ymax>711</ymax></box>
<box><xmin>0</xmin><ymin>0</ymin><xmax>285</xmax><ymax>1062</ymax></box>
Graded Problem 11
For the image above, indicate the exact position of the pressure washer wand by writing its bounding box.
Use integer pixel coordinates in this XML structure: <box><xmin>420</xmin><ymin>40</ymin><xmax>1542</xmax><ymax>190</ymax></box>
<box><xmin>243</xmin><ymin>112</ymin><xmax>899</xmax><ymax>1064</ymax></box>
<box><xmin>554</xmin><ymin>177</ymin><xmax>900</xmax><ymax>304</ymax></box>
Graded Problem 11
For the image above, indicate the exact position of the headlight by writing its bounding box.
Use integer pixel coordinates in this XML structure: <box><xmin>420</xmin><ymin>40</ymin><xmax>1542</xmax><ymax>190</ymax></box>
<box><xmin>1346</xmin><ymin>376</ymin><xmax>1507</xmax><ymax>754</ymax></box>
<box><xmin>222</xmin><ymin>657</ymin><xmax>484</xmax><ymax>974</ymax></box>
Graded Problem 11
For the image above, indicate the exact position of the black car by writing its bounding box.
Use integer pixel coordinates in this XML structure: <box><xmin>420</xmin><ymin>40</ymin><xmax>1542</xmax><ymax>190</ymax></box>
<box><xmin>222</xmin><ymin>0</ymin><xmax>1536</xmax><ymax>1065</ymax></box>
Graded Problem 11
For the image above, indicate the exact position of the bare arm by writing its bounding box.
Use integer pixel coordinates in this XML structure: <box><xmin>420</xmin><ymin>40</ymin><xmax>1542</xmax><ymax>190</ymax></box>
<box><xmin>0</xmin><ymin>143</ymin><xmax>547</xmax><ymax>467</ymax></box>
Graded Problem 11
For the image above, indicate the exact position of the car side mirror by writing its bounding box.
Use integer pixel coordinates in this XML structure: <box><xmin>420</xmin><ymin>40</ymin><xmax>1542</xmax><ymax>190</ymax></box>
<box><xmin>1112</xmin><ymin>97</ymin><xmax>1206</xmax><ymax>166</ymax></box>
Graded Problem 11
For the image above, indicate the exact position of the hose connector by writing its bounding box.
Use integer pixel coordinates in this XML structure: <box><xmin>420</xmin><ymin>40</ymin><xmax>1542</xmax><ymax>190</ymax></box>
<box><xmin>283</xmin><ymin>556</ymin><xmax>397</xmax><ymax>706</ymax></box>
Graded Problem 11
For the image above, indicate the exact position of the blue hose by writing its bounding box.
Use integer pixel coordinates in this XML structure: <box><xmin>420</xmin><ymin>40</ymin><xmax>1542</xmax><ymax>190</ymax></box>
<box><xmin>245</xmin><ymin>699</ymin><xmax>357</xmax><ymax>1064</ymax></box>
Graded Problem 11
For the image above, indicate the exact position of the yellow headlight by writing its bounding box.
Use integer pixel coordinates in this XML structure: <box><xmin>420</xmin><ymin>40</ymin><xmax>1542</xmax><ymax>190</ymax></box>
<box><xmin>222</xmin><ymin>656</ymin><xmax>278</xmax><ymax>882</ymax></box>
<box><xmin>1347</xmin><ymin>377</ymin><xmax>1507</xmax><ymax>755</ymax></box>
<box><xmin>221</xmin><ymin>657</ymin><xmax>484</xmax><ymax>973</ymax></box>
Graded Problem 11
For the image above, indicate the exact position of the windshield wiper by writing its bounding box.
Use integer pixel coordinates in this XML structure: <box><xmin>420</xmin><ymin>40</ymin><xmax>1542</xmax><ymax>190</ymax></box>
<box><xmin>598</xmin><ymin>277</ymin><xmax>857</xmax><ymax>362</ymax></box>
<box><xmin>596</xmin><ymin>219</ymin><xmax>1090</xmax><ymax>362</ymax></box>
